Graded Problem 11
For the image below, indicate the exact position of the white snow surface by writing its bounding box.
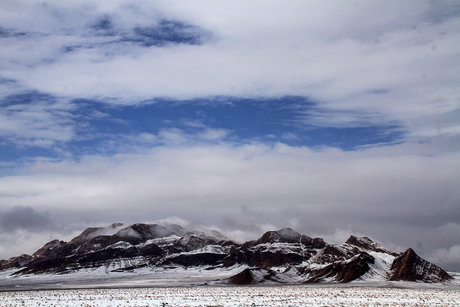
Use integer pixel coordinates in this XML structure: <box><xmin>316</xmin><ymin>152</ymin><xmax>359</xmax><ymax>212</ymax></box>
<box><xmin>2</xmin><ymin>263</ymin><xmax>459</xmax><ymax>292</ymax></box>
<box><xmin>172</xmin><ymin>244</ymin><xmax>228</xmax><ymax>255</ymax></box>
<box><xmin>1</xmin><ymin>286</ymin><xmax>459</xmax><ymax>306</ymax></box>
<box><xmin>139</xmin><ymin>235</ymin><xmax>181</xmax><ymax>248</ymax></box>
<box><xmin>362</xmin><ymin>251</ymin><xmax>396</xmax><ymax>281</ymax></box>
<box><xmin>107</xmin><ymin>241</ymin><xmax>133</xmax><ymax>250</ymax></box>
<box><xmin>251</xmin><ymin>242</ymin><xmax>303</xmax><ymax>254</ymax></box>
<box><xmin>0</xmin><ymin>264</ymin><xmax>249</xmax><ymax>291</ymax></box>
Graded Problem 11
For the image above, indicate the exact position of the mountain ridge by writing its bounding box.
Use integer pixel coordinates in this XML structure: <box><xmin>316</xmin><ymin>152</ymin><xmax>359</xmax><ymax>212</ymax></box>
<box><xmin>0</xmin><ymin>223</ymin><xmax>453</xmax><ymax>285</ymax></box>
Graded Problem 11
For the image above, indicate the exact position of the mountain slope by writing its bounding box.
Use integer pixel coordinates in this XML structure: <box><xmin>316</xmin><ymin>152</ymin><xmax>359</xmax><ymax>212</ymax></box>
<box><xmin>390</xmin><ymin>248</ymin><xmax>453</xmax><ymax>282</ymax></box>
<box><xmin>0</xmin><ymin>223</ymin><xmax>453</xmax><ymax>285</ymax></box>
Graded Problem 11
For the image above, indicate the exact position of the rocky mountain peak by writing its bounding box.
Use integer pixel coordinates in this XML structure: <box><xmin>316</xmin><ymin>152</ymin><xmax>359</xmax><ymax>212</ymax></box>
<box><xmin>69</xmin><ymin>222</ymin><xmax>125</xmax><ymax>245</ymax></box>
<box><xmin>127</xmin><ymin>223</ymin><xmax>186</xmax><ymax>240</ymax></box>
<box><xmin>345</xmin><ymin>235</ymin><xmax>398</xmax><ymax>256</ymax></box>
<box><xmin>256</xmin><ymin>228</ymin><xmax>302</xmax><ymax>244</ymax></box>
<box><xmin>390</xmin><ymin>248</ymin><xmax>452</xmax><ymax>282</ymax></box>
<box><xmin>32</xmin><ymin>239</ymin><xmax>67</xmax><ymax>258</ymax></box>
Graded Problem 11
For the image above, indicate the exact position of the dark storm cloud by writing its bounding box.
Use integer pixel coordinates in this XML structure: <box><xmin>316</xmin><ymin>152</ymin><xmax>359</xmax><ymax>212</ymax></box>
<box><xmin>0</xmin><ymin>207</ymin><xmax>53</xmax><ymax>232</ymax></box>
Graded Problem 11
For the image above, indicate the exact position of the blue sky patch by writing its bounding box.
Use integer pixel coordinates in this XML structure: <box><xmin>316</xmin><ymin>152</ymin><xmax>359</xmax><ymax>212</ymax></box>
<box><xmin>0</xmin><ymin>94</ymin><xmax>405</xmax><ymax>165</ymax></box>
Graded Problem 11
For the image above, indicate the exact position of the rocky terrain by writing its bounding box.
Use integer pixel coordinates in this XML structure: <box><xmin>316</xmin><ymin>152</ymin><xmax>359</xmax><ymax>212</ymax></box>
<box><xmin>0</xmin><ymin>223</ymin><xmax>453</xmax><ymax>285</ymax></box>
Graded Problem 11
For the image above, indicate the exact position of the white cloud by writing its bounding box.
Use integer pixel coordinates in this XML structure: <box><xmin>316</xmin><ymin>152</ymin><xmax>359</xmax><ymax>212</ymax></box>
<box><xmin>197</xmin><ymin>128</ymin><xmax>229</xmax><ymax>141</ymax></box>
<box><xmin>137</xmin><ymin>132</ymin><xmax>156</xmax><ymax>143</ymax></box>
<box><xmin>0</xmin><ymin>0</ymin><xmax>458</xmax><ymax>141</ymax></box>
<box><xmin>429</xmin><ymin>244</ymin><xmax>460</xmax><ymax>272</ymax></box>
<box><xmin>281</xmin><ymin>133</ymin><xmax>299</xmax><ymax>141</ymax></box>
<box><xmin>0</xmin><ymin>96</ymin><xmax>75</xmax><ymax>146</ymax></box>
<box><xmin>0</xmin><ymin>229</ymin><xmax>67</xmax><ymax>260</ymax></box>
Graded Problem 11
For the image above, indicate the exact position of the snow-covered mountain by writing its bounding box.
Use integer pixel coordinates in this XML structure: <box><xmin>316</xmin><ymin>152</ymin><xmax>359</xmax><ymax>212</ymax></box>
<box><xmin>0</xmin><ymin>223</ymin><xmax>453</xmax><ymax>285</ymax></box>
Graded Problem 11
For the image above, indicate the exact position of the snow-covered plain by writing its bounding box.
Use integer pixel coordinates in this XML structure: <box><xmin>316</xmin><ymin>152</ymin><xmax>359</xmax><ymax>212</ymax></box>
<box><xmin>1</xmin><ymin>286</ymin><xmax>459</xmax><ymax>306</ymax></box>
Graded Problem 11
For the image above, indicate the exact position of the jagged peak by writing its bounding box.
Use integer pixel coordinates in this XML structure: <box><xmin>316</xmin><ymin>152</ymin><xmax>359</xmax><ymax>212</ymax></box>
<box><xmin>206</xmin><ymin>229</ymin><xmax>230</xmax><ymax>241</ymax></box>
<box><xmin>10</xmin><ymin>254</ymin><xmax>32</xmax><ymax>261</ymax></box>
<box><xmin>345</xmin><ymin>235</ymin><xmax>375</xmax><ymax>246</ymax></box>
<box><xmin>345</xmin><ymin>235</ymin><xmax>397</xmax><ymax>256</ymax></box>
<box><xmin>69</xmin><ymin>222</ymin><xmax>187</xmax><ymax>246</ymax></box>
<box><xmin>69</xmin><ymin>222</ymin><xmax>125</xmax><ymax>244</ymax></box>
<box><xmin>403</xmin><ymin>247</ymin><xmax>415</xmax><ymax>255</ymax></box>
<box><xmin>114</xmin><ymin>223</ymin><xmax>187</xmax><ymax>242</ymax></box>
<box><xmin>256</xmin><ymin>228</ymin><xmax>302</xmax><ymax>244</ymax></box>
<box><xmin>32</xmin><ymin>239</ymin><xmax>66</xmax><ymax>258</ymax></box>
<box><xmin>178</xmin><ymin>230</ymin><xmax>227</xmax><ymax>242</ymax></box>
<box><xmin>390</xmin><ymin>247</ymin><xmax>452</xmax><ymax>282</ymax></box>
<box><xmin>277</xmin><ymin>228</ymin><xmax>301</xmax><ymax>239</ymax></box>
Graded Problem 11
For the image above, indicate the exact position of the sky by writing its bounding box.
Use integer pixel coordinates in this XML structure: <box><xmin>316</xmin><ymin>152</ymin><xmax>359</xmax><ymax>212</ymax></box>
<box><xmin>0</xmin><ymin>0</ymin><xmax>459</xmax><ymax>271</ymax></box>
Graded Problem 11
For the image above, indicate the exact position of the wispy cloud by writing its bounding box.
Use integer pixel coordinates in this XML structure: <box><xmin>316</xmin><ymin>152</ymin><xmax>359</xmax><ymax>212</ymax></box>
<box><xmin>0</xmin><ymin>92</ymin><xmax>75</xmax><ymax>147</ymax></box>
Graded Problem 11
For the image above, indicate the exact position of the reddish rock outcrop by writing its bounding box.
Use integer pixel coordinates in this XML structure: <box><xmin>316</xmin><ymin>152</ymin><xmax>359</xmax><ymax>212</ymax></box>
<box><xmin>346</xmin><ymin>235</ymin><xmax>398</xmax><ymax>256</ymax></box>
<box><xmin>390</xmin><ymin>248</ymin><xmax>452</xmax><ymax>282</ymax></box>
<box><xmin>0</xmin><ymin>254</ymin><xmax>33</xmax><ymax>270</ymax></box>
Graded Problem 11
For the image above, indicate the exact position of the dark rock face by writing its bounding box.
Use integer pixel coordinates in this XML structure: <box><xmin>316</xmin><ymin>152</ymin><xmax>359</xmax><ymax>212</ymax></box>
<box><xmin>311</xmin><ymin>238</ymin><xmax>326</xmax><ymax>249</ymax></box>
<box><xmin>173</xmin><ymin>234</ymin><xmax>220</xmax><ymax>252</ymax></box>
<box><xmin>14</xmin><ymin>257</ymin><xmax>68</xmax><ymax>275</ymax></box>
<box><xmin>0</xmin><ymin>224</ymin><xmax>453</xmax><ymax>285</ymax></box>
<box><xmin>15</xmin><ymin>243</ymin><xmax>165</xmax><ymax>275</ymax></box>
<box><xmin>315</xmin><ymin>245</ymin><xmax>347</xmax><ymax>264</ymax></box>
<box><xmin>230</xmin><ymin>268</ymin><xmax>256</xmax><ymax>285</ymax></box>
<box><xmin>254</xmin><ymin>229</ymin><xmax>325</xmax><ymax>249</ymax></box>
<box><xmin>32</xmin><ymin>239</ymin><xmax>75</xmax><ymax>260</ymax></box>
<box><xmin>306</xmin><ymin>252</ymin><xmax>375</xmax><ymax>283</ymax></box>
<box><xmin>164</xmin><ymin>252</ymin><xmax>226</xmax><ymax>266</ymax></box>
<box><xmin>346</xmin><ymin>235</ymin><xmax>398</xmax><ymax>256</ymax></box>
<box><xmin>221</xmin><ymin>229</ymin><xmax>325</xmax><ymax>269</ymax></box>
<box><xmin>0</xmin><ymin>254</ymin><xmax>33</xmax><ymax>270</ymax></box>
<box><xmin>138</xmin><ymin>243</ymin><xmax>165</xmax><ymax>256</ymax></box>
<box><xmin>115</xmin><ymin>223</ymin><xmax>185</xmax><ymax>241</ymax></box>
<box><xmin>68</xmin><ymin>223</ymin><xmax>122</xmax><ymax>245</ymax></box>
<box><xmin>223</xmin><ymin>246</ymin><xmax>306</xmax><ymax>269</ymax></box>
<box><xmin>390</xmin><ymin>248</ymin><xmax>452</xmax><ymax>282</ymax></box>
<box><xmin>255</xmin><ymin>228</ymin><xmax>302</xmax><ymax>244</ymax></box>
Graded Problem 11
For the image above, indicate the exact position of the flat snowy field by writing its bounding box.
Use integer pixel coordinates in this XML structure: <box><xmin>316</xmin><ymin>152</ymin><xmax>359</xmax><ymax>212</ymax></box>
<box><xmin>1</xmin><ymin>286</ymin><xmax>460</xmax><ymax>307</ymax></box>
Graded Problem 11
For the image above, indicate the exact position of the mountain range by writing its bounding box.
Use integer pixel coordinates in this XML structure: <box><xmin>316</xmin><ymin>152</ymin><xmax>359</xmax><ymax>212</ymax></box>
<box><xmin>0</xmin><ymin>223</ymin><xmax>453</xmax><ymax>285</ymax></box>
